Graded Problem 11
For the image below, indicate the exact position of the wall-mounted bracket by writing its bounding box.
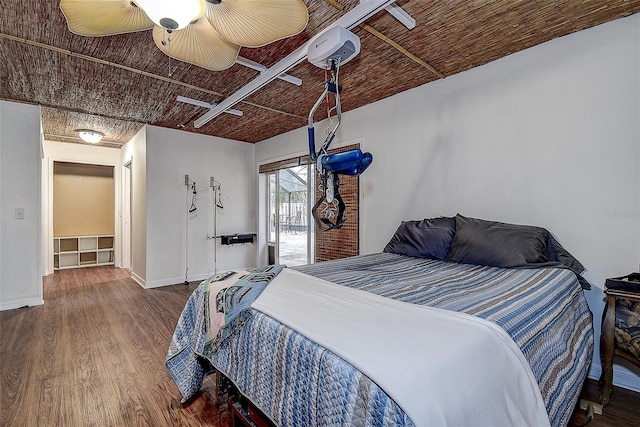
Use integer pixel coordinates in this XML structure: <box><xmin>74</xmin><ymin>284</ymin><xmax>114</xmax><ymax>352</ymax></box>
<box><xmin>220</xmin><ymin>233</ymin><xmax>256</xmax><ymax>245</ymax></box>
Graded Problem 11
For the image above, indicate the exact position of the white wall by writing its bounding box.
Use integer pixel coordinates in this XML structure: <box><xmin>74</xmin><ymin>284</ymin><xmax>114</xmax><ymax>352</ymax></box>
<box><xmin>0</xmin><ymin>101</ymin><xmax>43</xmax><ymax>310</ymax></box>
<box><xmin>42</xmin><ymin>140</ymin><xmax>122</xmax><ymax>274</ymax></box>
<box><xmin>256</xmin><ymin>15</ymin><xmax>640</xmax><ymax>390</ymax></box>
<box><xmin>121</xmin><ymin>127</ymin><xmax>147</xmax><ymax>285</ymax></box>
<box><xmin>142</xmin><ymin>126</ymin><xmax>255</xmax><ymax>288</ymax></box>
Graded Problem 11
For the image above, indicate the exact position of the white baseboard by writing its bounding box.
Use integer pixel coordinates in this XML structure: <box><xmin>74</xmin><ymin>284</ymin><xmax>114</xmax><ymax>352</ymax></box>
<box><xmin>130</xmin><ymin>271</ymin><xmax>145</xmax><ymax>288</ymax></box>
<box><xmin>589</xmin><ymin>362</ymin><xmax>640</xmax><ymax>393</ymax></box>
<box><xmin>143</xmin><ymin>272</ymin><xmax>211</xmax><ymax>289</ymax></box>
<box><xmin>188</xmin><ymin>272</ymin><xmax>213</xmax><ymax>283</ymax></box>
<box><xmin>0</xmin><ymin>297</ymin><xmax>44</xmax><ymax>311</ymax></box>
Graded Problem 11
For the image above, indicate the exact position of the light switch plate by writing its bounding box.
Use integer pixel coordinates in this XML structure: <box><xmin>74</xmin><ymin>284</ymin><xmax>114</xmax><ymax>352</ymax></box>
<box><xmin>15</xmin><ymin>208</ymin><xmax>25</xmax><ymax>219</ymax></box>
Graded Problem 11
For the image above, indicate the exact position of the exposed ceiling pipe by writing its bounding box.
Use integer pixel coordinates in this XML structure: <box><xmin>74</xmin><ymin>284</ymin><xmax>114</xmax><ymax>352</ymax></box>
<box><xmin>194</xmin><ymin>0</ymin><xmax>401</xmax><ymax>128</ymax></box>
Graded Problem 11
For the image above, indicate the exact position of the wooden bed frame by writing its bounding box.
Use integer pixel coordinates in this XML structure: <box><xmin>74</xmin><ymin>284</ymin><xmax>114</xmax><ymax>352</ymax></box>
<box><xmin>214</xmin><ymin>370</ymin><xmax>274</xmax><ymax>427</ymax></box>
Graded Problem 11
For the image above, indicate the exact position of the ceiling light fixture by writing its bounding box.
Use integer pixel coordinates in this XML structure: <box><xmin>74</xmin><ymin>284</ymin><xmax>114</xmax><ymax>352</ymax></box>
<box><xmin>77</xmin><ymin>129</ymin><xmax>104</xmax><ymax>144</ymax></box>
<box><xmin>133</xmin><ymin>0</ymin><xmax>204</xmax><ymax>31</ymax></box>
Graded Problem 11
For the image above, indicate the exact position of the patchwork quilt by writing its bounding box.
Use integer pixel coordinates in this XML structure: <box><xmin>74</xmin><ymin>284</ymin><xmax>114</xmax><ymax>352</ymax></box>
<box><xmin>166</xmin><ymin>265</ymin><xmax>283</xmax><ymax>402</ymax></box>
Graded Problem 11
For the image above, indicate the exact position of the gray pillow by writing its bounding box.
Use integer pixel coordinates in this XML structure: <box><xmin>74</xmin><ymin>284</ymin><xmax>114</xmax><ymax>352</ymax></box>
<box><xmin>384</xmin><ymin>217</ymin><xmax>456</xmax><ymax>261</ymax></box>
<box><xmin>547</xmin><ymin>234</ymin><xmax>585</xmax><ymax>275</ymax></box>
<box><xmin>446</xmin><ymin>214</ymin><xmax>549</xmax><ymax>267</ymax></box>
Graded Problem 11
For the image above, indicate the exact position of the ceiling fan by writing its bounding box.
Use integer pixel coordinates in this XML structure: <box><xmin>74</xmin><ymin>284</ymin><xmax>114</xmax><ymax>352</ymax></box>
<box><xmin>59</xmin><ymin>0</ymin><xmax>309</xmax><ymax>71</ymax></box>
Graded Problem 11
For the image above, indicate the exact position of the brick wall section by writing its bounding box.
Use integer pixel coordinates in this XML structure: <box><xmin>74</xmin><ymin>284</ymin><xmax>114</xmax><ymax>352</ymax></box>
<box><xmin>314</xmin><ymin>144</ymin><xmax>360</xmax><ymax>262</ymax></box>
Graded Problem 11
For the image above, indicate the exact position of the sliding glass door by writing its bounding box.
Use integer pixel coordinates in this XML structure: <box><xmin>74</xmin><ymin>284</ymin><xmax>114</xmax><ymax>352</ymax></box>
<box><xmin>266</xmin><ymin>165</ymin><xmax>314</xmax><ymax>266</ymax></box>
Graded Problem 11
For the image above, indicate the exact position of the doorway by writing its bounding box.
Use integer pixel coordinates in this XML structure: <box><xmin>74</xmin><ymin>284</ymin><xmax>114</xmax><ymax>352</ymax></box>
<box><xmin>122</xmin><ymin>161</ymin><xmax>132</xmax><ymax>270</ymax></box>
<box><xmin>52</xmin><ymin>162</ymin><xmax>115</xmax><ymax>270</ymax></box>
<box><xmin>267</xmin><ymin>165</ymin><xmax>314</xmax><ymax>266</ymax></box>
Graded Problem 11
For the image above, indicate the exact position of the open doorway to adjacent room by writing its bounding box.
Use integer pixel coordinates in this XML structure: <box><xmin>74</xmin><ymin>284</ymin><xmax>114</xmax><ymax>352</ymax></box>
<box><xmin>52</xmin><ymin>162</ymin><xmax>116</xmax><ymax>271</ymax></box>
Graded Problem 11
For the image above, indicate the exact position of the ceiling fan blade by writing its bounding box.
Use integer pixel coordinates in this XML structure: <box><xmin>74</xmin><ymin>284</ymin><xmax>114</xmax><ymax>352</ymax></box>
<box><xmin>153</xmin><ymin>19</ymin><xmax>240</xmax><ymax>72</ymax></box>
<box><xmin>204</xmin><ymin>0</ymin><xmax>308</xmax><ymax>47</ymax></box>
<box><xmin>60</xmin><ymin>0</ymin><xmax>154</xmax><ymax>36</ymax></box>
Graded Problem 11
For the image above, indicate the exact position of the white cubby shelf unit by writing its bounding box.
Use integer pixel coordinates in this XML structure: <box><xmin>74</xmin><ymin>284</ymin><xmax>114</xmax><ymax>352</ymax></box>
<box><xmin>53</xmin><ymin>235</ymin><xmax>114</xmax><ymax>269</ymax></box>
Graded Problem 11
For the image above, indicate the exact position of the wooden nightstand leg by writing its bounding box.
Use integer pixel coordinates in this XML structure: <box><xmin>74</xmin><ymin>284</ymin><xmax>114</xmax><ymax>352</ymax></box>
<box><xmin>599</xmin><ymin>294</ymin><xmax>616</xmax><ymax>406</ymax></box>
<box><xmin>214</xmin><ymin>370</ymin><xmax>222</xmax><ymax>396</ymax></box>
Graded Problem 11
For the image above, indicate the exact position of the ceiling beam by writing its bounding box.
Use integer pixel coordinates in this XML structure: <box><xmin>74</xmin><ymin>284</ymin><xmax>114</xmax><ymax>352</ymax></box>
<box><xmin>193</xmin><ymin>0</ymin><xmax>399</xmax><ymax>128</ymax></box>
<box><xmin>326</xmin><ymin>0</ymin><xmax>444</xmax><ymax>78</ymax></box>
<box><xmin>0</xmin><ymin>33</ymin><xmax>224</xmax><ymax>97</ymax></box>
<box><xmin>360</xmin><ymin>24</ymin><xmax>445</xmax><ymax>79</ymax></box>
<box><xmin>0</xmin><ymin>96</ymin><xmax>144</xmax><ymax>124</ymax></box>
<box><xmin>0</xmin><ymin>32</ymin><xmax>302</xmax><ymax>119</ymax></box>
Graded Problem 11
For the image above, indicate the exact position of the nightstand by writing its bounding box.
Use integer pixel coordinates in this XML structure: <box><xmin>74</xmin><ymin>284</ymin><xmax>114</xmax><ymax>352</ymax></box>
<box><xmin>599</xmin><ymin>273</ymin><xmax>640</xmax><ymax>406</ymax></box>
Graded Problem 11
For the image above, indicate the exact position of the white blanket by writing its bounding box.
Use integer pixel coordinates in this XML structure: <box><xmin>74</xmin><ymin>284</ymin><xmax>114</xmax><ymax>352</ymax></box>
<box><xmin>252</xmin><ymin>268</ymin><xmax>550</xmax><ymax>427</ymax></box>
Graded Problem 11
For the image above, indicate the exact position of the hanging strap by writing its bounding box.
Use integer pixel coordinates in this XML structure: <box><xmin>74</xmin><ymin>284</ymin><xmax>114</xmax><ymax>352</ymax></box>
<box><xmin>312</xmin><ymin>172</ymin><xmax>347</xmax><ymax>231</ymax></box>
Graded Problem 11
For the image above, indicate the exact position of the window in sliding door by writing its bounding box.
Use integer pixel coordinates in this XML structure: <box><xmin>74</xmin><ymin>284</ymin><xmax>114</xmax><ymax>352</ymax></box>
<box><xmin>265</xmin><ymin>165</ymin><xmax>314</xmax><ymax>266</ymax></box>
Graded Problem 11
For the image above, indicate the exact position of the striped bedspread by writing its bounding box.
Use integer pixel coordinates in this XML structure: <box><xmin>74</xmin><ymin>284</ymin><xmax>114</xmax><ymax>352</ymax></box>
<box><xmin>294</xmin><ymin>253</ymin><xmax>594</xmax><ymax>427</ymax></box>
<box><xmin>204</xmin><ymin>253</ymin><xmax>593</xmax><ymax>427</ymax></box>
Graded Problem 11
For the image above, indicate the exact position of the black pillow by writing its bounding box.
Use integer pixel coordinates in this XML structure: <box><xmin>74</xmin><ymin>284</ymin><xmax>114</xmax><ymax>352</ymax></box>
<box><xmin>547</xmin><ymin>234</ymin><xmax>585</xmax><ymax>275</ymax></box>
<box><xmin>446</xmin><ymin>214</ymin><xmax>549</xmax><ymax>268</ymax></box>
<box><xmin>383</xmin><ymin>217</ymin><xmax>456</xmax><ymax>261</ymax></box>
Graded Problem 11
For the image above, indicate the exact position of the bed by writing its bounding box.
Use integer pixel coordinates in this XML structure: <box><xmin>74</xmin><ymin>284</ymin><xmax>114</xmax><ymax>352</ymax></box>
<box><xmin>167</xmin><ymin>215</ymin><xmax>594</xmax><ymax>427</ymax></box>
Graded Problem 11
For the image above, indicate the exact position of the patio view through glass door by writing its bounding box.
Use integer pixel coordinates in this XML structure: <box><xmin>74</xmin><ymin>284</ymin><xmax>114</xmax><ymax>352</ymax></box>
<box><xmin>267</xmin><ymin>165</ymin><xmax>313</xmax><ymax>266</ymax></box>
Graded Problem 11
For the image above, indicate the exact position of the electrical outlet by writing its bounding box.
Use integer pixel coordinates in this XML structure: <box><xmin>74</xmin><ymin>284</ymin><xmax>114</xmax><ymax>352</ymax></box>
<box><xmin>185</xmin><ymin>174</ymin><xmax>190</xmax><ymax>186</ymax></box>
<box><xmin>210</xmin><ymin>177</ymin><xmax>216</xmax><ymax>187</ymax></box>
<box><xmin>15</xmin><ymin>208</ymin><xmax>24</xmax><ymax>219</ymax></box>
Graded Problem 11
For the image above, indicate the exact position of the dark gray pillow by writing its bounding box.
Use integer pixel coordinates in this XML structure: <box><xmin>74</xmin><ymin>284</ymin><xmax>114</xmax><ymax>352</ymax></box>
<box><xmin>446</xmin><ymin>214</ymin><xmax>549</xmax><ymax>267</ymax></box>
<box><xmin>383</xmin><ymin>217</ymin><xmax>456</xmax><ymax>261</ymax></box>
<box><xmin>547</xmin><ymin>234</ymin><xmax>585</xmax><ymax>275</ymax></box>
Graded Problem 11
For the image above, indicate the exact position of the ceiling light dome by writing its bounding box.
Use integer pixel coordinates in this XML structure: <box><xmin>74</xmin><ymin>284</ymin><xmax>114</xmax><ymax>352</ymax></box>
<box><xmin>77</xmin><ymin>129</ymin><xmax>104</xmax><ymax>144</ymax></box>
<box><xmin>134</xmin><ymin>0</ymin><xmax>204</xmax><ymax>30</ymax></box>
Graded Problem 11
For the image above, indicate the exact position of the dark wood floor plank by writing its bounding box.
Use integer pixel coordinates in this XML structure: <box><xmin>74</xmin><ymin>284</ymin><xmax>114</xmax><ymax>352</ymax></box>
<box><xmin>36</xmin><ymin>377</ymin><xmax>64</xmax><ymax>426</ymax></box>
<box><xmin>1</xmin><ymin>266</ymin><xmax>638</xmax><ymax>427</ymax></box>
<box><xmin>570</xmin><ymin>378</ymin><xmax>640</xmax><ymax>427</ymax></box>
<box><xmin>0</xmin><ymin>307</ymin><xmax>40</xmax><ymax>427</ymax></box>
<box><xmin>34</xmin><ymin>295</ymin><xmax>70</xmax><ymax>382</ymax></box>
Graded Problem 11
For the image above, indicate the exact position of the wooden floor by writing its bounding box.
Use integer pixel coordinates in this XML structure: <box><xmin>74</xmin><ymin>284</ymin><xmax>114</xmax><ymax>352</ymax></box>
<box><xmin>1</xmin><ymin>266</ymin><xmax>639</xmax><ymax>426</ymax></box>
<box><xmin>569</xmin><ymin>378</ymin><xmax>640</xmax><ymax>427</ymax></box>
<box><xmin>0</xmin><ymin>267</ymin><xmax>229</xmax><ymax>426</ymax></box>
